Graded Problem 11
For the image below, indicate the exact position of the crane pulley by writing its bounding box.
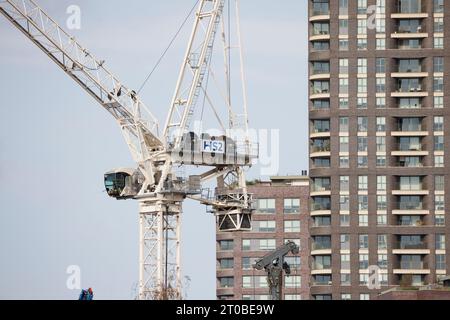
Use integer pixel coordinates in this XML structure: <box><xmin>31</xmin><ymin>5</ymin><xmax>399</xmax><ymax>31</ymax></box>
<box><xmin>1</xmin><ymin>0</ymin><xmax>258</xmax><ymax>300</ymax></box>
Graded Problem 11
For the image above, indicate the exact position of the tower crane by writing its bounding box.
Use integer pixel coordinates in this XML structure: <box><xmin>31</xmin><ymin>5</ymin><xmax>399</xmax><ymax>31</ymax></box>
<box><xmin>0</xmin><ymin>0</ymin><xmax>258</xmax><ymax>300</ymax></box>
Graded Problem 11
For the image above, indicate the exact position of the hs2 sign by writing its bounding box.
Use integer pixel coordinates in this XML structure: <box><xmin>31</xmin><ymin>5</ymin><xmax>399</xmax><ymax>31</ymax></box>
<box><xmin>202</xmin><ymin>140</ymin><xmax>224</xmax><ymax>154</ymax></box>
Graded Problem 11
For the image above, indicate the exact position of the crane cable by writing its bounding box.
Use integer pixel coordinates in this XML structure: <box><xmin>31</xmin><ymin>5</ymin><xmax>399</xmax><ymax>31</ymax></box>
<box><xmin>137</xmin><ymin>0</ymin><xmax>201</xmax><ymax>94</ymax></box>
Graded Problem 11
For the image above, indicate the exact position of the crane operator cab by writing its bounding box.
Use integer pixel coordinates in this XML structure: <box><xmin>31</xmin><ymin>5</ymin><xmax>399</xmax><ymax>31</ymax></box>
<box><xmin>104</xmin><ymin>168</ymin><xmax>142</xmax><ymax>200</ymax></box>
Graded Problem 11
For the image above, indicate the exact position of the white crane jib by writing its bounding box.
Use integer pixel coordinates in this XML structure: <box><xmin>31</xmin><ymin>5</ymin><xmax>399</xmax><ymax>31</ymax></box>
<box><xmin>0</xmin><ymin>0</ymin><xmax>258</xmax><ymax>300</ymax></box>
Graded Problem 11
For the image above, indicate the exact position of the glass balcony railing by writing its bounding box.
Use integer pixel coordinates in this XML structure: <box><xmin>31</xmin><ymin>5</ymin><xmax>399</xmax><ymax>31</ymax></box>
<box><xmin>311</xmin><ymin>242</ymin><xmax>332</xmax><ymax>251</ymax></box>
<box><xmin>311</xmin><ymin>3</ymin><xmax>329</xmax><ymax>16</ymax></box>
<box><xmin>395</xmin><ymin>241</ymin><xmax>427</xmax><ymax>250</ymax></box>
<box><xmin>396</xmin><ymin>143</ymin><xmax>423</xmax><ymax>151</ymax></box>
<box><xmin>311</xmin><ymin>145</ymin><xmax>331</xmax><ymax>153</ymax></box>
<box><xmin>397</xmin><ymin>261</ymin><xmax>428</xmax><ymax>269</ymax></box>
<box><xmin>311</xmin><ymin>202</ymin><xmax>331</xmax><ymax>211</ymax></box>
<box><xmin>396</xmin><ymin>201</ymin><xmax>424</xmax><ymax>210</ymax></box>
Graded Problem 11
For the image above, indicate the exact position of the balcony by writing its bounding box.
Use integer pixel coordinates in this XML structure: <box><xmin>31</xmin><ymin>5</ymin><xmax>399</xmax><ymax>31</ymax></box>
<box><xmin>310</xmin><ymin>199</ymin><xmax>331</xmax><ymax>216</ymax></box>
<box><xmin>310</xmin><ymin>143</ymin><xmax>331</xmax><ymax>158</ymax></box>
<box><xmin>310</xmin><ymin>2</ymin><xmax>330</xmax><ymax>21</ymax></box>
<box><xmin>392</xmin><ymin>201</ymin><xmax>429</xmax><ymax>215</ymax></box>
<box><xmin>391</xmin><ymin>63</ymin><xmax>428</xmax><ymax>78</ymax></box>
<box><xmin>391</xmin><ymin>16</ymin><xmax>427</xmax><ymax>38</ymax></box>
<box><xmin>391</xmin><ymin>142</ymin><xmax>428</xmax><ymax>157</ymax></box>
<box><xmin>393</xmin><ymin>241</ymin><xmax>430</xmax><ymax>254</ymax></box>
<box><xmin>310</xmin><ymin>86</ymin><xmax>330</xmax><ymax>100</ymax></box>
<box><xmin>310</xmin><ymin>121</ymin><xmax>330</xmax><ymax>138</ymax></box>
<box><xmin>395</xmin><ymin>157</ymin><xmax>424</xmax><ymax>168</ymax></box>
<box><xmin>391</xmin><ymin>80</ymin><xmax>427</xmax><ymax>98</ymax></box>
<box><xmin>311</xmin><ymin>242</ymin><xmax>332</xmax><ymax>255</ymax></box>
<box><xmin>311</xmin><ymin>183</ymin><xmax>331</xmax><ymax>197</ymax></box>
<box><xmin>393</xmin><ymin>261</ymin><xmax>430</xmax><ymax>274</ymax></box>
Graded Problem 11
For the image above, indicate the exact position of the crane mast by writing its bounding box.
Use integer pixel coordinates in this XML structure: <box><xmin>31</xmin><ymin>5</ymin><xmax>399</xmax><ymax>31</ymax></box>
<box><xmin>1</xmin><ymin>0</ymin><xmax>257</xmax><ymax>300</ymax></box>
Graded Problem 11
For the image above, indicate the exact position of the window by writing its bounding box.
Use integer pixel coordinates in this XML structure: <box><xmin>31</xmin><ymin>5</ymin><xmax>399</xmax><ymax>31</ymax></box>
<box><xmin>436</xmin><ymin>254</ymin><xmax>446</xmax><ymax>270</ymax></box>
<box><xmin>358</xmin><ymin>156</ymin><xmax>368</xmax><ymax>168</ymax></box>
<box><xmin>340</xmin><ymin>214</ymin><xmax>350</xmax><ymax>226</ymax></box>
<box><xmin>434</xmin><ymin>77</ymin><xmax>444</xmax><ymax>92</ymax></box>
<box><xmin>339</xmin><ymin>0</ymin><xmax>348</xmax><ymax>15</ymax></box>
<box><xmin>376</xmin><ymin>97</ymin><xmax>386</xmax><ymax>109</ymax></box>
<box><xmin>314</xmin><ymin>255</ymin><xmax>331</xmax><ymax>270</ymax></box>
<box><xmin>313</xmin><ymin>99</ymin><xmax>330</xmax><ymax>110</ymax></box>
<box><xmin>358</xmin><ymin>39</ymin><xmax>367</xmax><ymax>50</ymax></box>
<box><xmin>436</xmin><ymin>234</ymin><xmax>446</xmax><ymax>250</ymax></box>
<box><xmin>341</xmin><ymin>254</ymin><xmax>350</xmax><ymax>269</ymax></box>
<box><xmin>359</xmin><ymin>254</ymin><xmax>369</xmax><ymax>269</ymax></box>
<box><xmin>340</xmin><ymin>117</ymin><xmax>349</xmax><ymax>132</ymax></box>
<box><xmin>285</xmin><ymin>256</ymin><xmax>301</xmax><ymax>268</ymax></box>
<box><xmin>377</xmin><ymin>176</ymin><xmax>387</xmax><ymax>191</ymax></box>
<box><xmin>339</xmin><ymin>59</ymin><xmax>349</xmax><ymax>74</ymax></box>
<box><xmin>376</xmin><ymin>78</ymin><xmax>386</xmax><ymax>93</ymax></box>
<box><xmin>357</xmin><ymin>97</ymin><xmax>367</xmax><ymax>109</ymax></box>
<box><xmin>376</xmin><ymin>117</ymin><xmax>386</xmax><ymax>132</ymax></box>
<box><xmin>434</xmin><ymin>57</ymin><xmax>444</xmax><ymax>73</ymax></box>
<box><xmin>359</xmin><ymin>234</ymin><xmax>369</xmax><ymax>249</ymax></box>
<box><xmin>358</xmin><ymin>117</ymin><xmax>368</xmax><ymax>132</ymax></box>
<box><xmin>434</xmin><ymin>96</ymin><xmax>444</xmax><ymax>109</ymax></box>
<box><xmin>259</xmin><ymin>239</ymin><xmax>276</xmax><ymax>251</ymax></box>
<box><xmin>436</xmin><ymin>195</ymin><xmax>445</xmax><ymax>211</ymax></box>
<box><xmin>255</xmin><ymin>199</ymin><xmax>276</xmax><ymax>214</ymax></box>
<box><xmin>339</xmin><ymin>20</ymin><xmax>349</xmax><ymax>35</ymax></box>
<box><xmin>358</xmin><ymin>20</ymin><xmax>367</xmax><ymax>35</ymax></box>
<box><xmin>435</xmin><ymin>155</ymin><xmax>444</xmax><ymax>167</ymax></box>
<box><xmin>377</xmin><ymin>214</ymin><xmax>387</xmax><ymax>226</ymax></box>
<box><xmin>242</xmin><ymin>276</ymin><xmax>267</xmax><ymax>289</ymax></box>
<box><xmin>434</xmin><ymin>116</ymin><xmax>444</xmax><ymax>132</ymax></box>
<box><xmin>339</xmin><ymin>98</ymin><xmax>349</xmax><ymax>109</ymax></box>
<box><xmin>377</xmin><ymin>156</ymin><xmax>386</xmax><ymax>168</ymax></box>
<box><xmin>376</xmin><ymin>136</ymin><xmax>386</xmax><ymax>152</ymax></box>
<box><xmin>242</xmin><ymin>257</ymin><xmax>257</xmax><ymax>270</ymax></box>
<box><xmin>376</xmin><ymin>58</ymin><xmax>386</xmax><ymax>73</ymax></box>
<box><xmin>358</xmin><ymin>195</ymin><xmax>368</xmax><ymax>211</ymax></box>
<box><xmin>435</xmin><ymin>136</ymin><xmax>444</xmax><ymax>151</ymax></box>
<box><xmin>377</xmin><ymin>195</ymin><xmax>387</xmax><ymax>210</ymax></box>
<box><xmin>219</xmin><ymin>258</ymin><xmax>234</xmax><ymax>269</ymax></box>
<box><xmin>377</xmin><ymin>0</ymin><xmax>386</xmax><ymax>13</ymax></box>
<box><xmin>284</xmin><ymin>198</ymin><xmax>300</xmax><ymax>214</ymax></box>
<box><xmin>434</xmin><ymin>17</ymin><xmax>444</xmax><ymax>33</ymax></box>
<box><xmin>341</xmin><ymin>234</ymin><xmax>350</xmax><ymax>250</ymax></box>
<box><xmin>340</xmin><ymin>156</ymin><xmax>349</xmax><ymax>168</ymax></box>
<box><xmin>378</xmin><ymin>234</ymin><xmax>387</xmax><ymax>249</ymax></box>
<box><xmin>376</xmin><ymin>38</ymin><xmax>386</xmax><ymax>50</ymax></box>
<box><xmin>284</xmin><ymin>220</ymin><xmax>300</xmax><ymax>233</ymax></box>
<box><xmin>358</xmin><ymin>78</ymin><xmax>367</xmax><ymax>94</ymax></box>
<box><xmin>285</xmin><ymin>276</ymin><xmax>301</xmax><ymax>288</ymax></box>
<box><xmin>219</xmin><ymin>240</ymin><xmax>234</xmax><ymax>251</ymax></box>
<box><xmin>312</xmin><ymin>22</ymin><xmax>330</xmax><ymax>35</ymax></box>
<box><xmin>359</xmin><ymin>215</ymin><xmax>368</xmax><ymax>227</ymax></box>
<box><xmin>378</xmin><ymin>254</ymin><xmax>388</xmax><ymax>269</ymax></box>
<box><xmin>435</xmin><ymin>176</ymin><xmax>445</xmax><ymax>191</ymax></box>
<box><xmin>376</xmin><ymin>18</ymin><xmax>386</xmax><ymax>33</ymax></box>
<box><xmin>358</xmin><ymin>58</ymin><xmax>367</xmax><ymax>75</ymax></box>
<box><xmin>340</xmin><ymin>78</ymin><xmax>349</xmax><ymax>94</ymax></box>
<box><xmin>254</xmin><ymin>220</ymin><xmax>276</xmax><ymax>232</ymax></box>
<box><xmin>435</xmin><ymin>215</ymin><xmax>445</xmax><ymax>226</ymax></box>
<box><xmin>357</xmin><ymin>0</ymin><xmax>367</xmax><ymax>14</ymax></box>
<box><xmin>341</xmin><ymin>274</ymin><xmax>351</xmax><ymax>286</ymax></box>
<box><xmin>359</xmin><ymin>176</ymin><xmax>368</xmax><ymax>191</ymax></box>
<box><xmin>358</xmin><ymin>137</ymin><xmax>368</xmax><ymax>152</ymax></box>
<box><xmin>219</xmin><ymin>277</ymin><xmax>234</xmax><ymax>288</ymax></box>
<box><xmin>434</xmin><ymin>0</ymin><xmax>444</xmax><ymax>13</ymax></box>
<box><xmin>435</xmin><ymin>37</ymin><xmax>444</xmax><ymax>49</ymax></box>
<box><xmin>340</xmin><ymin>137</ymin><xmax>349</xmax><ymax>153</ymax></box>
<box><xmin>339</xmin><ymin>39</ymin><xmax>349</xmax><ymax>51</ymax></box>
<box><xmin>341</xmin><ymin>294</ymin><xmax>351</xmax><ymax>300</ymax></box>
<box><xmin>359</xmin><ymin>274</ymin><xmax>369</xmax><ymax>286</ymax></box>
<box><xmin>340</xmin><ymin>176</ymin><xmax>350</xmax><ymax>192</ymax></box>
<box><xmin>360</xmin><ymin>294</ymin><xmax>370</xmax><ymax>301</ymax></box>
<box><xmin>313</xmin><ymin>41</ymin><xmax>330</xmax><ymax>51</ymax></box>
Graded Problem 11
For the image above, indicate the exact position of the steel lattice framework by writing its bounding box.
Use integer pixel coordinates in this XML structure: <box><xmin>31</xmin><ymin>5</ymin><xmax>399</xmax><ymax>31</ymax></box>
<box><xmin>0</xmin><ymin>0</ymin><xmax>257</xmax><ymax>299</ymax></box>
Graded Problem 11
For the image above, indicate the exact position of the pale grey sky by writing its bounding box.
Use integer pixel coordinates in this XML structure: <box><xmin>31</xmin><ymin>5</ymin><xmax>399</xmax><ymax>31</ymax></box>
<box><xmin>0</xmin><ymin>0</ymin><xmax>308</xmax><ymax>299</ymax></box>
